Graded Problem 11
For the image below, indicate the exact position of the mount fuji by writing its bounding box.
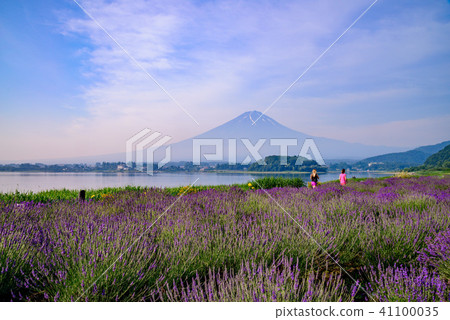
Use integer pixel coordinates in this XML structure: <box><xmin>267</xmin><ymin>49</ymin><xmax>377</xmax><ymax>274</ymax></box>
<box><xmin>167</xmin><ymin>110</ymin><xmax>404</xmax><ymax>162</ymax></box>
<box><xmin>21</xmin><ymin>111</ymin><xmax>405</xmax><ymax>165</ymax></box>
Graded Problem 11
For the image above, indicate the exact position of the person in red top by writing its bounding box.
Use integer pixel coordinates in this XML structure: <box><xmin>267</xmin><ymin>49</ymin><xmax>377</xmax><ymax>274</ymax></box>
<box><xmin>339</xmin><ymin>169</ymin><xmax>347</xmax><ymax>186</ymax></box>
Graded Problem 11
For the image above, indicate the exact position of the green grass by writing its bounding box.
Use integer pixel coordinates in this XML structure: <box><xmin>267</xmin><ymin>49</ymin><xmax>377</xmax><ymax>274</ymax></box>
<box><xmin>251</xmin><ymin>176</ymin><xmax>305</xmax><ymax>189</ymax></box>
<box><xmin>407</xmin><ymin>169</ymin><xmax>450</xmax><ymax>177</ymax></box>
<box><xmin>0</xmin><ymin>177</ymin><xmax>307</xmax><ymax>202</ymax></box>
<box><xmin>320</xmin><ymin>175</ymin><xmax>395</xmax><ymax>185</ymax></box>
<box><xmin>164</xmin><ymin>183</ymin><xmax>247</xmax><ymax>196</ymax></box>
<box><xmin>0</xmin><ymin>186</ymin><xmax>146</xmax><ymax>204</ymax></box>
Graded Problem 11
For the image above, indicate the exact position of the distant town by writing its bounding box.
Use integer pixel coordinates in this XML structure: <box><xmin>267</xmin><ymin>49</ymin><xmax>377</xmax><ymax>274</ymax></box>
<box><xmin>0</xmin><ymin>160</ymin><xmax>327</xmax><ymax>173</ymax></box>
<box><xmin>0</xmin><ymin>156</ymin><xmax>339</xmax><ymax>174</ymax></box>
<box><xmin>0</xmin><ymin>157</ymin><xmax>391</xmax><ymax>174</ymax></box>
<box><xmin>1</xmin><ymin>141</ymin><xmax>449</xmax><ymax>174</ymax></box>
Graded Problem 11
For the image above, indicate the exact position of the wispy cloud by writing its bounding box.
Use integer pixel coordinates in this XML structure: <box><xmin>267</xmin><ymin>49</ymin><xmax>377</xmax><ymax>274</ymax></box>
<box><xmin>63</xmin><ymin>0</ymin><xmax>449</xmax><ymax>137</ymax></box>
<box><xmin>1</xmin><ymin>0</ymin><xmax>449</xmax><ymax>161</ymax></box>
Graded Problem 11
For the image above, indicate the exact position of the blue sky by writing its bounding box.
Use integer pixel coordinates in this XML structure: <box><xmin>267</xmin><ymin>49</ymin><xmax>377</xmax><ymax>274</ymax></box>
<box><xmin>1</xmin><ymin>0</ymin><xmax>449</xmax><ymax>161</ymax></box>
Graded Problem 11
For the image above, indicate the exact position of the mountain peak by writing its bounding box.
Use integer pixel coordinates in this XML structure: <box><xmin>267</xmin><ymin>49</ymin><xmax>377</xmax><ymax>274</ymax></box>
<box><xmin>239</xmin><ymin>110</ymin><xmax>262</xmax><ymax>121</ymax></box>
<box><xmin>242</xmin><ymin>110</ymin><xmax>262</xmax><ymax>115</ymax></box>
<box><xmin>235</xmin><ymin>110</ymin><xmax>278</xmax><ymax>126</ymax></box>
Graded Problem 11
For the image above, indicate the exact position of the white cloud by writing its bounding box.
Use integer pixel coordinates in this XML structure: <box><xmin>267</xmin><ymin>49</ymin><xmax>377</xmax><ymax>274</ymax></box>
<box><xmin>61</xmin><ymin>1</ymin><xmax>382</xmax><ymax>136</ymax></box>
<box><xmin>3</xmin><ymin>0</ymin><xmax>448</xmax><ymax>161</ymax></box>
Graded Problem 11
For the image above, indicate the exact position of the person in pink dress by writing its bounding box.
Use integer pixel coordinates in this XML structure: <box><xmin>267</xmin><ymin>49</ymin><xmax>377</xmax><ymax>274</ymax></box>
<box><xmin>339</xmin><ymin>169</ymin><xmax>347</xmax><ymax>186</ymax></box>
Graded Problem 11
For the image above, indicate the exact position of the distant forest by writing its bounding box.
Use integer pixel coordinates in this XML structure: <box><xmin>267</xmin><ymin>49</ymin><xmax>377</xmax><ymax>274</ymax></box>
<box><xmin>216</xmin><ymin>155</ymin><xmax>327</xmax><ymax>172</ymax></box>
<box><xmin>352</xmin><ymin>140</ymin><xmax>450</xmax><ymax>171</ymax></box>
<box><xmin>405</xmin><ymin>145</ymin><xmax>450</xmax><ymax>172</ymax></box>
<box><xmin>0</xmin><ymin>155</ymin><xmax>328</xmax><ymax>173</ymax></box>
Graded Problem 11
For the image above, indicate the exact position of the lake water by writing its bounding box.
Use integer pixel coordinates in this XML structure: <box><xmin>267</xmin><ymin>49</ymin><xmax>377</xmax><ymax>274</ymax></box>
<box><xmin>0</xmin><ymin>171</ymin><xmax>392</xmax><ymax>193</ymax></box>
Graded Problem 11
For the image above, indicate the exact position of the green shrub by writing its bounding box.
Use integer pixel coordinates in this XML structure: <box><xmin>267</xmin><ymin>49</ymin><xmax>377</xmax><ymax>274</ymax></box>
<box><xmin>250</xmin><ymin>176</ymin><xmax>304</xmax><ymax>189</ymax></box>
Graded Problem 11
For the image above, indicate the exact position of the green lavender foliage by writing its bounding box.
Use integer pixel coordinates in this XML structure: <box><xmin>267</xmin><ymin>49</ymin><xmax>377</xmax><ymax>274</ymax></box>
<box><xmin>0</xmin><ymin>176</ymin><xmax>449</xmax><ymax>301</ymax></box>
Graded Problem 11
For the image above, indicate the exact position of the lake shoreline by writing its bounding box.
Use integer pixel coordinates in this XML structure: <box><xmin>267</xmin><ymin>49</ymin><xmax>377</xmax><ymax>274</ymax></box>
<box><xmin>213</xmin><ymin>169</ymin><xmax>397</xmax><ymax>174</ymax></box>
<box><xmin>0</xmin><ymin>171</ymin><xmax>395</xmax><ymax>193</ymax></box>
<box><xmin>0</xmin><ymin>169</ymin><xmax>397</xmax><ymax>174</ymax></box>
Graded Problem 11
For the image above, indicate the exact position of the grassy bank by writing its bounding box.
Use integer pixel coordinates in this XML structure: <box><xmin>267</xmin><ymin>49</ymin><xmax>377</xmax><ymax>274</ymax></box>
<box><xmin>405</xmin><ymin>169</ymin><xmax>450</xmax><ymax>177</ymax></box>
<box><xmin>0</xmin><ymin>176</ymin><xmax>305</xmax><ymax>203</ymax></box>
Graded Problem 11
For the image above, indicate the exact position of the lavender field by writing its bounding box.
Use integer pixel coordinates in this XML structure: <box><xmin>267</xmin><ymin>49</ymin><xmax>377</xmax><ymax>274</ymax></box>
<box><xmin>1</xmin><ymin>176</ymin><xmax>449</xmax><ymax>302</ymax></box>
